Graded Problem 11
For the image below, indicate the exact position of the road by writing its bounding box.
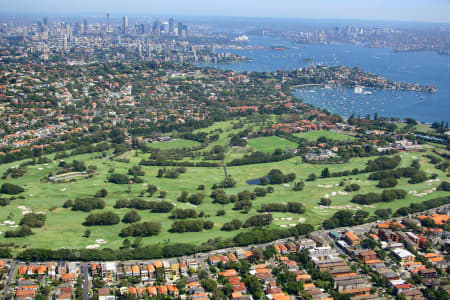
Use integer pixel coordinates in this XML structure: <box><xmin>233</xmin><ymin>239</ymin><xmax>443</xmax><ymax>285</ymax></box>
<box><xmin>81</xmin><ymin>264</ymin><xmax>90</xmax><ymax>300</ymax></box>
<box><xmin>1</xmin><ymin>260</ymin><xmax>16</xmax><ymax>300</ymax></box>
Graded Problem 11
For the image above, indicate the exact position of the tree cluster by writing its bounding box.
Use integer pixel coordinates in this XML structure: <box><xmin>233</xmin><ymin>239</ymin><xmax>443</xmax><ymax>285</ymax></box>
<box><xmin>84</xmin><ymin>212</ymin><xmax>120</xmax><ymax>226</ymax></box>
<box><xmin>259</xmin><ymin>202</ymin><xmax>306</xmax><ymax>214</ymax></box>
<box><xmin>120</xmin><ymin>222</ymin><xmax>162</xmax><ymax>237</ymax></box>
<box><xmin>170</xmin><ymin>220</ymin><xmax>214</xmax><ymax>233</ymax></box>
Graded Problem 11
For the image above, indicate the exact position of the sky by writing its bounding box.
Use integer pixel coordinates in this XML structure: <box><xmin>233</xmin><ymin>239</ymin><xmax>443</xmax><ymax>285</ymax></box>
<box><xmin>1</xmin><ymin>0</ymin><xmax>450</xmax><ymax>23</ymax></box>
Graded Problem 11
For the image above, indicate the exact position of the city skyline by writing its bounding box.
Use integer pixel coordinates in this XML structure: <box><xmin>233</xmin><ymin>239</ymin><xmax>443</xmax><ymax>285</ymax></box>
<box><xmin>2</xmin><ymin>0</ymin><xmax>450</xmax><ymax>23</ymax></box>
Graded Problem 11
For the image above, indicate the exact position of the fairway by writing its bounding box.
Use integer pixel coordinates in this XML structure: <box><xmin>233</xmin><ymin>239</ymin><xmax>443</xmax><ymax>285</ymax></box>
<box><xmin>148</xmin><ymin>139</ymin><xmax>201</xmax><ymax>150</ymax></box>
<box><xmin>0</xmin><ymin>145</ymin><xmax>447</xmax><ymax>251</ymax></box>
<box><xmin>294</xmin><ymin>130</ymin><xmax>356</xmax><ymax>141</ymax></box>
<box><xmin>248</xmin><ymin>136</ymin><xmax>298</xmax><ymax>153</ymax></box>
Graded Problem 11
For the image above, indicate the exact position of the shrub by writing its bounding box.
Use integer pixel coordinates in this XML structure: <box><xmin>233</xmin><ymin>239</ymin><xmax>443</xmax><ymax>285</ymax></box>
<box><xmin>437</xmin><ymin>181</ymin><xmax>450</xmax><ymax>191</ymax></box>
<box><xmin>171</xmin><ymin>209</ymin><xmax>198</xmax><ymax>219</ymax></box>
<box><xmin>377</xmin><ymin>177</ymin><xmax>397</xmax><ymax>188</ymax></box>
<box><xmin>221</xmin><ymin>219</ymin><xmax>242</xmax><ymax>231</ymax></box>
<box><xmin>108</xmin><ymin>174</ymin><xmax>130</xmax><ymax>184</ymax></box>
<box><xmin>84</xmin><ymin>212</ymin><xmax>120</xmax><ymax>226</ymax></box>
<box><xmin>94</xmin><ymin>188</ymin><xmax>108</xmax><ymax>198</ymax></box>
<box><xmin>20</xmin><ymin>213</ymin><xmax>46</xmax><ymax>228</ymax></box>
<box><xmin>5</xmin><ymin>225</ymin><xmax>33</xmax><ymax>238</ymax></box>
<box><xmin>120</xmin><ymin>222</ymin><xmax>161</xmax><ymax>237</ymax></box>
<box><xmin>72</xmin><ymin>198</ymin><xmax>105</xmax><ymax>212</ymax></box>
<box><xmin>1</xmin><ymin>183</ymin><xmax>24</xmax><ymax>195</ymax></box>
<box><xmin>244</xmin><ymin>214</ymin><xmax>273</xmax><ymax>228</ymax></box>
<box><xmin>122</xmin><ymin>210</ymin><xmax>141</xmax><ymax>223</ymax></box>
<box><xmin>319</xmin><ymin>198</ymin><xmax>332</xmax><ymax>206</ymax></box>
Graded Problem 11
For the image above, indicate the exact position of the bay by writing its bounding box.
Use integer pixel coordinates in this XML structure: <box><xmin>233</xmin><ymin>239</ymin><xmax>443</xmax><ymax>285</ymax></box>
<box><xmin>202</xmin><ymin>35</ymin><xmax>450</xmax><ymax>123</ymax></box>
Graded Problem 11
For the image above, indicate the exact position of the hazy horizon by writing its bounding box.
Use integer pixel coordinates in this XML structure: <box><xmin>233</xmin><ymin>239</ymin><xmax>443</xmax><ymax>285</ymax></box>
<box><xmin>2</xmin><ymin>0</ymin><xmax>450</xmax><ymax>24</ymax></box>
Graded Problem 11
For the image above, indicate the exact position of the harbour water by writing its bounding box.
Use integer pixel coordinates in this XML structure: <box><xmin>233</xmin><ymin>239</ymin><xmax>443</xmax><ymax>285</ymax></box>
<box><xmin>203</xmin><ymin>36</ymin><xmax>450</xmax><ymax>123</ymax></box>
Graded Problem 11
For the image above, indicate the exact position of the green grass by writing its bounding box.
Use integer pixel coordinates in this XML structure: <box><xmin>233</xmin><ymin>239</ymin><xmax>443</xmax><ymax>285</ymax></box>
<box><xmin>293</xmin><ymin>130</ymin><xmax>356</xmax><ymax>142</ymax></box>
<box><xmin>247</xmin><ymin>136</ymin><xmax>298</xmax><ymax>153</ymax></box>
<box><xmin>147</xmin><ymin>139</ymin><xmax>201</xmax><ymax>150</ymax></box>
<box><xmin>0</xmin><ymin>119</ymin><xmax>447</xmax><ymax>251</ymax></box>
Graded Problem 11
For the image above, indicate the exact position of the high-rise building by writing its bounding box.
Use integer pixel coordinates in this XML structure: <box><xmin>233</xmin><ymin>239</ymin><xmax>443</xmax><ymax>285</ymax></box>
<box><xmin>153</xmin><ymin>19</ymin><xmax>161</xmax><ymax>37</ymax></box>
<box><xmin>63</xmin><ymin>35</ymin><xmax>68</xmax><ymax>51</ymax></box>
<box><xmin>83</xmin><ymin>18</ymin><xmax>88</xmax><ymax>33</ymax></box>
<box><xmin>43</xmin><ymin>17</ymin><xmax>48</xmax><ymax>26</ymax></box>
<box><xmin>106</xmin><ymin>13</ymin><xmax>110</xmax><ymax>33</ymax></box>
<box><xmin>177</xmin><ymin>22</ymin><xmax>183</xmax><ymax>37</ymax></box>
<box><xmin>169</xmin><ymin>18</ymin><xmax>174</xmax><ymax>34</ymax></box>
<box><xmin>122</xmin><ymin>16</ymin><xmax>128</xmax><ymax>34</ymax></box>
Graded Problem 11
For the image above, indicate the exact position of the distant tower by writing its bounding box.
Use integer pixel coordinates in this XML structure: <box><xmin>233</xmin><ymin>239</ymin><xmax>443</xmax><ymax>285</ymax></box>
<box><xmin>177</xmin><ymin>22</ymin><xmax>183</xmax><ymax>37</ymax></box>
<box><xmin>43</xmin><ymin>17</ymin><xmax>48</xmax><ymax>26</ymax></box>
<box><xmin>153</xmin><ymin>19</ymin><xmax>161</xmax><ymax>37</ymax></box>
<box><xmin>106</xmin><ymin>13</ymin><xmax>110</xmax><ymax>33</ymax></box>
<box><xmin>122</xmin><ymin>16</ymin><xmax>128</xmax><ymax>34</ymax></box>
<box><xmin>63</xmin><ymin>35</ymin><xmax>68</xmax><ymax>51</ymax></box>
<box><xmin>83</xmin><ymin>18</ymin><xmax>88</xmax><ymax>33</ymax></box>
<box><xmin>169</xmin><ymin>18</ymin><xmax>174</xmax><ymax>34</ymax></box>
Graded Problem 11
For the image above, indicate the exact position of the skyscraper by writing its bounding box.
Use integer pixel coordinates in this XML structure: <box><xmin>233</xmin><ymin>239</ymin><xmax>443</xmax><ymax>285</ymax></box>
<box><xmin>106</xmin><ymin>13</ymin><xmax>110</xmax><ymax>33</ymax></box>
<box><xmin>177</xmin><ymin>22</ymin><xmax>183</xmax><ymax>37</ymax></box>
<box><xmin>122</xmin><ymin>16</ymin><xmax>128</xmax><ymax>34</ymax></box>
<box><xmin>43</xmin><ymin>17</ymin><xmax>48</xmax><ymax>26</ymax></box>
<box><xmin>169</xmin><ymin>18</ymin><xmax>174</xmax><ymax>34</ymax></box>
<box><xmin>63</xmin><ymin>35</ymin><xmax>68</xmax><ymax>51</ymax></box>
<box><xmin>153</xmin><ymin>19</ymin><xmax>161</xmax><ymax>37</ymax></box>
<box><xmin>83</xmin><ymin>18</ymin><xmax>88</xmax><ymax>33</ymax></box>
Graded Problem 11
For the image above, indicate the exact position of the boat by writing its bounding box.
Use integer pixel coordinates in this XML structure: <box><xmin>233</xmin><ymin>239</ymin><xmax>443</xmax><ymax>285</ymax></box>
<box><xmin>354</xmin><ymin>86</ymin><xmax>363</xmax><ymax>94</ymax></box>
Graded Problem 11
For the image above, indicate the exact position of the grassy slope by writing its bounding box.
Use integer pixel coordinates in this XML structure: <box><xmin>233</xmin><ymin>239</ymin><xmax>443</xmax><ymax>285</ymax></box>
<box><xmin>293</xmin><ymin>130</ymin><xmax>356</xmax><ymax>141</ymax></box>
<box><xmin>147</xmin><ymin>139</ymin><xmax>201</xmax><ymax>150</ymax></box>
<box><xmin>247</xmin><ymin>136</ymin><xmax>298</xmax><ymax>153</ymax></box>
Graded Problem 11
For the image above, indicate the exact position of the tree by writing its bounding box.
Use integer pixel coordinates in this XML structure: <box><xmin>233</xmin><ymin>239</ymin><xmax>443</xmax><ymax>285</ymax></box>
<box><xmin>108</xmin><ymin>174</ymin><xmax>130</xmax><ymax>184</ymax></box>
<box><xmin>377</xmin><ymin>177</ymin><xmax>397</xmax><ymax>188</ymax></box>
<box><xmin>122</xmin><ymin>210</ymin><xmax>141</xmax><ymax>223</ymax></box>
<box><xmin>20</xmin><ymin>213</ymin><xmax>46</xmax><ymax>228</ymax></box>
<box><xmin>83</xmin><ymin>229</ymin><xmax>91</xmax><ymax>238</ymax></box>
<box><xmin>321</xmin><ymin>167</ymin><xmax>330</xmax><ymax>178</ymax></box>
<box><xmin>84</xmin><ymin>212</ymin><xmax>120</xmax><ymax>226</ymax></box>
<box><xmin>319</xmin><ymin>198</ymin><xmax>332</xmax><ymax>206</ymax></box>
<box><xmin>306</xmin><ymin>173</ymin><xmax>316</xmax><ymax>181</ymax></box>
<box><xmin>1</xmin><ymin>183</ymin><xmax>24</xmax><ymax>195</ymax></box>
<box><xmin>201</xmin><ymin>279</ymin><xmax>217</xmax><ymax>292</ymax></box>
<box><xmin>94</xmin><ymin>188</ymin><xmax>108</xmax><ymax>198</ymax></box>
<box><xmin>263</xmin><ymin>245</ymin><xmax>277</xmax><ymax>259</ymax></box>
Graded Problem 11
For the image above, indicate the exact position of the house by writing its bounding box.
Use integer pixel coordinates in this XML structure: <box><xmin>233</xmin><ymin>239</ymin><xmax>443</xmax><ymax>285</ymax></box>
<box><xmin>392</xmin><ymin>248</ymin><xmax>415</xmax><ymax>263</ymax></box>
<box><xmin>298</xmin><ymin>238</ymin><xmax>316</xmax><ymax>250</ymax></box>
<box><xmin>344</xmin><ymin>231</ymin><xmax>360</xmax><ymax>247</ymax></box>
<box><xmin>359</xmin><ymin>250</ymin><xmax>377</xmax><ymax>263</ymax></box>
<box><xmin>308</xmin><ymin>234</ymin><xmax>329</xmax><ymax>247</ymax></box>
<box><xmin>146</xmin><ymin>287</ymin><xmax>157</xmax><ymax>297</ymax></box>
<box><xmin>97</xmin><ymin>288</ymin><xmax>114</xmax><ymax>300</ymax></box>
<box><xmin>284</xmin><ymin>261</ymin><xmax>299</xmax><ymax>272</ymax></box>
<box><xmin>131</xmin><ymin>265</ymin><xmax>140</xmax><ymax>277</ymax></box>
<box><xmin>60</xmin><ymin>273</ymin><xmax>76</xmax><ymax>282</ymax></box>
<box><xmin>179</xmin><ymin>262</ymin><xmax>188</xmax><ymax>275</ymax></box>
<box><xmin>418</xmin><ymin>268</ymin><xmax>437</xmax><ymax>279</ymax></box>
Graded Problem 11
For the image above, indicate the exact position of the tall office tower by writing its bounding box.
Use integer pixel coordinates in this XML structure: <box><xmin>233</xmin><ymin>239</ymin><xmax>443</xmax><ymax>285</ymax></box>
<box><xmin>153</xmin><ymin>19</ymin><xmax>161</xmax><ymax>37</ymax></box>
<box><xmin>122</xmin><ymin>16</ymin><xmax>128</xmax><ymax>34</ymax></box>
<box><xmin>106</xmin><ymin>13</ymin><xmax>110</xmax><ymax>32</ymax></box>
<box><xmin>73</xmin><ymin>22</ymin><xmax>82</xmax><ymax>36</ymax></box>
<box><xmin>43</xmin><ymin>17</ymin><xmax>48</xmax><ymax>26</ymax></box>
<box><xmin>83</xmin><ymin>18</ymin><xmax>88</xmax><ymax>34</ymax></box>
<box><xmin>162</xmin><ymin>22</ymin><xmax>169</xmax><ymax>35</ymax></box>
<box><xmin>63</xmin><ymin>35</ymin><xmax>68</xmax><ymax>51</ymax></box>
<box><xmin>169</xmin><ymin>18</ymin><xmax>174</xmax><ymax>34</ymax></box>
<box><xmin>182</xmin><ymin>25</ymin><xmax>188</xmax><ymax>38</ymax></box>
<box><xmin>177</xmin><ymin>22</ymin><xmax>183</xmax><ymax>37</ymax></box>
